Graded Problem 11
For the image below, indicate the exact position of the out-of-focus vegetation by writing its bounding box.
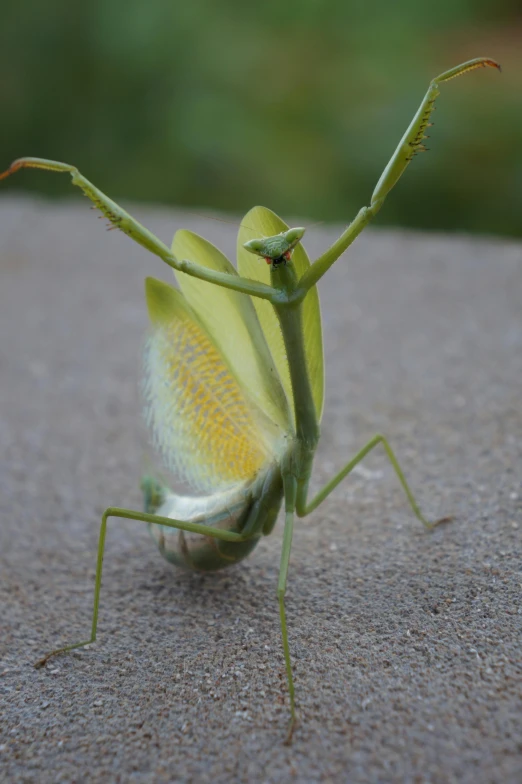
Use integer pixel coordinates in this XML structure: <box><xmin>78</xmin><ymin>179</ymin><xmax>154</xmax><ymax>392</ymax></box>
<box><xmin>1</xmin><ymin>1</ymin><xmax>521</xmax><ymax>236</ymax></box>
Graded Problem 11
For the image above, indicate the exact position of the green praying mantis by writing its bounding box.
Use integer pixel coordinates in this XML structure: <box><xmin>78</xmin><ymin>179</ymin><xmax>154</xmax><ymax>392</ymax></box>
<box><xmin>1</xmin><ymin>57</ymin><xmax>500</xmax><ymax>743</ymax></box>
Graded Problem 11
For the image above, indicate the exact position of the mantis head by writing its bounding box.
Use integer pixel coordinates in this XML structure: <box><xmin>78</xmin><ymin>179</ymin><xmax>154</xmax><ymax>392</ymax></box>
<box><xmin>243</xmin><ymin>227</ymin><xmax>306</xmax><ymax>267</ymax></box>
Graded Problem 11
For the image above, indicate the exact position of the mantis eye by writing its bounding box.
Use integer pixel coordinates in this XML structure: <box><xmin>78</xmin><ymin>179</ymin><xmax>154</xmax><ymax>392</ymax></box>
<box><xmin>243</xmin><ymin>238</ymin><xmax>266</xmax><ymax>256</ymax></box>
<box><xmin>283</xmin><ymin>227</ymin><xmax>305</xmax><ymax>245</ymax></box>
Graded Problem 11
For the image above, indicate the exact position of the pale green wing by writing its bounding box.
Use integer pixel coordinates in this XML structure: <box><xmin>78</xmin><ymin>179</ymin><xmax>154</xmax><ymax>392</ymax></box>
<box><xmin>237</xmin><ymin>206</ymin><xmax>324</xmax><ymax>422</ymax></box>
<box><xmin>172</xmin><ymin>230</ymin><xmax>293</xmax><ymax>435</ymax></box>
<box><xmin>144</xmin><ymin>277</ymin><xmax>283</xmax><ymax>492</ymax></box>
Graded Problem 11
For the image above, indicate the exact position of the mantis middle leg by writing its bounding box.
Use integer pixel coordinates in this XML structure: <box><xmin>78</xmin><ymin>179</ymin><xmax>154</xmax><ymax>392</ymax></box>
<box><xmin>35</xmin><ymin>507</ymin><xmax>253</xmax><ymax>669</ymax></box>
<box><xmin>296</xmin><ymin>433</ymin><xmax>450</xmax><ymax>527</ymax></box>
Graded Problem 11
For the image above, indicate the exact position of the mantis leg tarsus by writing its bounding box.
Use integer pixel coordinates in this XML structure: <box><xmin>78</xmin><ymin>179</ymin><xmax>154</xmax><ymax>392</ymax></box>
<box><xmin>34</xmin><ymin>506</ymin><xmax>251</xmax><ymax>669</ymax></box>
<box><xmin>297</xmin><ymin>433</ymin><xmax>448</xmax><ymax>529</ymax></box>
<box><xmin>425</xmin><ymin>514</ymin><xmax>454</xmax><ymax>530</ymax></box>
<box><xmin>0</xmin><ymin>157</ymin><xmax>77</xmax><ymax>181</ymax></box>
<box><xmin>34</xmin><ymin>639</ymin><xmax>93</xmax><ymax>669</ymax></box>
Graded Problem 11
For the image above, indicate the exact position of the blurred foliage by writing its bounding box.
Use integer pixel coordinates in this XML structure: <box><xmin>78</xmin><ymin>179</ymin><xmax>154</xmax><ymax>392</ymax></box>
<box><xmin>0</xmin><ymin>0</ymin><xmax>521</xmax><ymax>236</ymax></box>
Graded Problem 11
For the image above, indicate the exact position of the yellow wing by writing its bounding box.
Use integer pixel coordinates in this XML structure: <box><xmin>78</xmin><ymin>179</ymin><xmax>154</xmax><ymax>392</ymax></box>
<box><xmin>171</xmin><ymin>229</ymin><xmax>292</xmax><ymax>435</ymax></box>
<box><xmin>144</xmin><ymin>277</ymin><xmax>284</xmax><ymax>492</ymax></box>
<box><xmin>236</xmin><ymin>206</ymin><xmax>325</xmax><ymax>422</ymax></box>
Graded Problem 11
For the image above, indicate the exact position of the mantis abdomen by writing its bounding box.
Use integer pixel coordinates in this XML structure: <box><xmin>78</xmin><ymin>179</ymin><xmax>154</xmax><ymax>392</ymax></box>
<box><xmin>142</xmin><ymin>471</ymin><xmax>284</xmax><ymax>571</ymax></box>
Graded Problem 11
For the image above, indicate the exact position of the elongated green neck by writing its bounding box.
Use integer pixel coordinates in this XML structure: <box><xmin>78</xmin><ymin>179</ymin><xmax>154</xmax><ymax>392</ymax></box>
<box><xmin>271</xmin><ymin>262</ymin><xmax>319</xmax><ymax>449</ymax></box>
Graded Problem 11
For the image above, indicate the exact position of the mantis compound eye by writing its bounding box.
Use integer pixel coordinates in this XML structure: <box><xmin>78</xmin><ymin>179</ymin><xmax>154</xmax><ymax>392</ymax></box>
<box><xmin>243</xmin><ymin>238</ymin><xmax>265</xmax><ymax>255</ymax></box>
<box><xmin>283</xmin><ymin>227</ymin><xmax>305</xmax><ymax>246</ymax></box>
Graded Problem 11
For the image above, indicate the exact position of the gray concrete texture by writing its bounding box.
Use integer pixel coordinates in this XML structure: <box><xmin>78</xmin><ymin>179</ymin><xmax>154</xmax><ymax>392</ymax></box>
<box><xmin>0</xmin><ymin>196</ymin><xmax>521</xmax><ymax>783</ymax></box>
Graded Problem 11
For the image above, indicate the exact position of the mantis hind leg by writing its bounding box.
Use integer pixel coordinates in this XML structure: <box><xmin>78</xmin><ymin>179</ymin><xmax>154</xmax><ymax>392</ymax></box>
<box><xmin>277</xmin><ymin>474</ymin><xmax>298</xmax><ymax>744</ymax></box>
<box><xmin>296</xmin><ymin>433</ymin><xmax>451</xmax><ymax>527</ymax></box>
<box><xmin>35</xmin><ymin>506</ymin><xmax>251</xmax><ymax>669</ymax></box>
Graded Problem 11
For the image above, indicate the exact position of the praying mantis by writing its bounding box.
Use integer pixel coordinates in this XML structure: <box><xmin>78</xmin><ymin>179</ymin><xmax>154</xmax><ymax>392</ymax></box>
<box><xmin>1</xmin><ymin>57</ymin><xmax>500</xmax><ymax>743</ymax></box>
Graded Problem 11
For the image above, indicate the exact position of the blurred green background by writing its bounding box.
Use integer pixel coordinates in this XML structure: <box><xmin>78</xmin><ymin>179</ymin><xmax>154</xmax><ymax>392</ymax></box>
<box><xmin>1</xmin><ymin>0</ymin><xmax>521</xmax><ymax>236</ymax></box>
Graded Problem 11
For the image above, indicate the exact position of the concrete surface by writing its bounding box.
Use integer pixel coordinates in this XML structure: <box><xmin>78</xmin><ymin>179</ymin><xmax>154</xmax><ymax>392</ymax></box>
<box><xmin>1</xmin><ymin>196</ymin><xmax>521</xmax><ymax>783</ymax></box>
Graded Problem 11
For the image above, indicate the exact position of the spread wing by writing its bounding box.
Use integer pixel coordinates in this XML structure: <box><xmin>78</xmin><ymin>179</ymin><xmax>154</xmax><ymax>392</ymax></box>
<box><xmin>171</xmin><ymin>230</ymin><xmax>293</xmax><ymax>436</ymax></box>
<box><xmin>144</xmin><ymin>277</ymin><xmax>287</xmax><ymax>493</ymax></box>
<box><xmin>236</xmin><ymin>206</ymin><xmax>324</xmax><ymax>423</ymax></box>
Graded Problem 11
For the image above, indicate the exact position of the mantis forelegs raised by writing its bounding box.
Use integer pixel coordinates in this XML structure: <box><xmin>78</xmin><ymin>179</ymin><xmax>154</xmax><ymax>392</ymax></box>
<box><xmin>296</xmin><ymin>433</ymin><xmax>450</xmax><ymax>527</ymax></box>
<box><xmin>0</xmin><ymin>159</ymin><xmax>277</xmax><ymax>302</ymax></box>
<box><xmin>297</xmin><ymin>57</ymin><xmax>500</xmax><ymax>296</ymax></box>
<box><xmin>34</xmin><ymin>507</ymin><xmax>252</xmax><ymax>669</ymax></box>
